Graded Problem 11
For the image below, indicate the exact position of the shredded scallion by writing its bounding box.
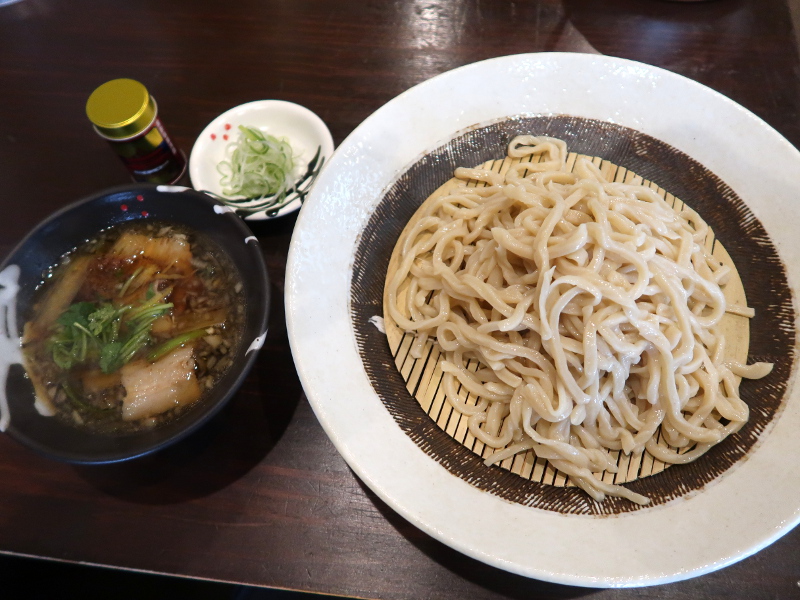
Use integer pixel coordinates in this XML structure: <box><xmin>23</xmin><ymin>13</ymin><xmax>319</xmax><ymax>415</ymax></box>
<box><xmin>217</xmin><ymin>125</ymin><xmax>295</xmax><ymax>201</ymax></box>
<box><xmin>146</xmin><ymin>328</ymin><xmax>207</xmax><ymax>363</ymax></box>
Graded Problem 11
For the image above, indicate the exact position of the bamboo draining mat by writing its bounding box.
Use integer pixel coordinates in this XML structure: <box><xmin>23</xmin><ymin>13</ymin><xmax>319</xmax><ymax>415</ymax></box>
<box><xmin>382</xmin><ymin>152</ymin><xmax>750</xmax><ymax>490</ymax></box>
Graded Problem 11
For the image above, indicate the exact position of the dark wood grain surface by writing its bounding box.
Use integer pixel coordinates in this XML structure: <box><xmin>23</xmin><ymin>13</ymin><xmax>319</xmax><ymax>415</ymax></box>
<box><xmin>2</xmin><ymin>0</ymin><xmax>800</xmax><ymax>598</ymax></box>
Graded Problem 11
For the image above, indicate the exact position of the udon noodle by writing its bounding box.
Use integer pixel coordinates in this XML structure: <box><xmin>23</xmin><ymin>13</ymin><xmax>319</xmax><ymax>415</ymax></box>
<box><xmin>385</xmin><ymin>136</ymin><xmax>773</xmax><ymax>504</ymax></box>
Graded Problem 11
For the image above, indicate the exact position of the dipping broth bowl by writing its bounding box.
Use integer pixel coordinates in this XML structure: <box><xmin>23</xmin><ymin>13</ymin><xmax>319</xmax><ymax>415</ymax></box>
<box><xmin>0</xmin><ymin>184</ymin><xmax>270</xmax><ymax>463</ymax></box>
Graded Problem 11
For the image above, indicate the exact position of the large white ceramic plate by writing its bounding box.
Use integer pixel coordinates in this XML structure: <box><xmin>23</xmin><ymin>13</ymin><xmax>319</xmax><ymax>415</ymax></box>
<box><xmin>285</xmin><ymin>53</ymin><xmax>800</xmax><ymax>587</ymax></box>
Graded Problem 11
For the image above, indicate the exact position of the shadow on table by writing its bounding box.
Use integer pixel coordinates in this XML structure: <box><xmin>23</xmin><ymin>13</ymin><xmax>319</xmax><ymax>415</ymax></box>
<box><xmin>355</xmin><ymin>479</ymin><xmax>598</xmax><ymax>600</ymax></box>
<box><xmin>562</xmin><ymin>0</ymin><xmax>750</xmax><ymax>61</ymax></box>
<box><xmin>73</xmin><ymin>214</ymin><xmax>303</xmax><ymax>505</ymax></box>
<box><xmin>0</xmin><ymin>553</ymin><xmax>341</xmax><ymax>600</ymax></box>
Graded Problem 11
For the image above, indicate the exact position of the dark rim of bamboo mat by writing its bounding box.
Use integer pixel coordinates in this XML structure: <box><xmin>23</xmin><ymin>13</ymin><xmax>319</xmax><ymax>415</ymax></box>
<box><xmin>350</xmin><ymin>115</ymin><xmax>794</xmax><ymax>515</ymax></box>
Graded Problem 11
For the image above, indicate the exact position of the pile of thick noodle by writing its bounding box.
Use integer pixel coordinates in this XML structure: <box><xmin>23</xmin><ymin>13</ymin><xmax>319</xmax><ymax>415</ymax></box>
<box><xmin>385</xmin><ymin>136</ymin><xmax>773</xmax><ymax>505</ymax></box>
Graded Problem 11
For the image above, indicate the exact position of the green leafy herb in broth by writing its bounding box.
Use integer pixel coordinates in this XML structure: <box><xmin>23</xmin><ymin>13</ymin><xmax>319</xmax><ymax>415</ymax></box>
<box><xmin>22</xmin><ymin>221</ymin><xmax>245</xmax><ymax>434</ymax></box>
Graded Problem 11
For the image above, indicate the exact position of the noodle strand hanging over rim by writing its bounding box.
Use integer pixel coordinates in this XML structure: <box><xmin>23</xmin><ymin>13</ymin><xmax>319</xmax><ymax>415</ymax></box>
<box><xmin>384</xmin><ymin>136</ymin><xmax>773</xmax><ymax>505</ymax></box>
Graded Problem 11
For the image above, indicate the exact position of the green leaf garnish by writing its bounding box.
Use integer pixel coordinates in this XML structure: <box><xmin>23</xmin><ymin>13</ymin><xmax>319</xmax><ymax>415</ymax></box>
<box><xmin>56</xmin><ymin>302</ymin><xmax>94</xmax><ymax>329</ymax></box>
<box><xmin>47</xmin><ymin>297</ymin><xmax>172</xmax><ymax>374</ymax></box>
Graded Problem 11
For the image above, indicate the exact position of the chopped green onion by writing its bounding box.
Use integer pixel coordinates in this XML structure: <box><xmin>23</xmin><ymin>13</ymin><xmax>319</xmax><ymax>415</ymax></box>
<box><xmin>118</xmin><ymin>265</ymin><xmax>144</xmax><ymax>297</ymax></box>
<box><xmin>217</xmin><ymin>125</ymin><xmax>295</xmax><ymax>201</ymax></box>
<box><xmin>146</xmin><ymin>328</ymin><xmax>207</xmax><ymax>363</ymax></box>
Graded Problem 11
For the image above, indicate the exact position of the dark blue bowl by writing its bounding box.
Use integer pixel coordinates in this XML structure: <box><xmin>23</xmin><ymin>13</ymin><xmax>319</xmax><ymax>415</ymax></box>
<box><xmin>0</xmin><ymin>184</ymin><xmax>270</xmax><ymax>463</ymax></box>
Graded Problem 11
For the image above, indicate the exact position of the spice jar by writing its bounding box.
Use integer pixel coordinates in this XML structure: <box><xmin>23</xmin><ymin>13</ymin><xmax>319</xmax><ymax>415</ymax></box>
<box><xmin>86</xmin><ymin>78</ymin><xmax>186</xmax><ymax>185</ymax></box>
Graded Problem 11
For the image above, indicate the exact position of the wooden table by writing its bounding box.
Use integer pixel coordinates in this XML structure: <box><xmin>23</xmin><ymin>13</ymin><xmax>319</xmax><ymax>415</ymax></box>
<box><xmin>2</xmin><ymin>0</ymin><xmax>800</xmax><ymax>597</ymax></box>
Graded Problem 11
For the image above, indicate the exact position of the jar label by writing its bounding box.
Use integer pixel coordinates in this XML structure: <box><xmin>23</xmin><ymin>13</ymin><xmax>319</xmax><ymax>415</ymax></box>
<box><xmin>111</xmin><ymin>119</ymin><xmax>185</xmax><ymax>183</ymax></box>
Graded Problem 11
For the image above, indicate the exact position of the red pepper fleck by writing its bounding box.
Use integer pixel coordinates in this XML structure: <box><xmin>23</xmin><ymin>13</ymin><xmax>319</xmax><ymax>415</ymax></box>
<box><xmin>141</xmin><ymin>210</ymin><xmax>149</xmax><ymax>217</ymax></box>
<box><xmin>224</xmin><ymin>123</ymin><xmax>231</xmax><ymax>131</ymax></box>
<box><xmin>211</xmin><ymin>133</ymin><xmax>217</xmax><ymax>140</ymax></box>
<box><xmin>120</xmin><ymin>204</ymin><xmax>128</xmax><ymax>211</ymax></box>
<box><xmin>136</xmin><ymin>195</ymin><xmax>144</xmax><ymax>202</ymax></box>
<box><xmin>223</xmin><ymin>134</ymin><xmax>229</xmax><ymax>141</ymax></box>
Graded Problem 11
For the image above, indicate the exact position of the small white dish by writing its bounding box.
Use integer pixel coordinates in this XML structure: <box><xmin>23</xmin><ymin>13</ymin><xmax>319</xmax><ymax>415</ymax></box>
<box><xmin>189</xmin><ymin>100</ymin><xmax>334</xmax><ymax>220</ymax></box>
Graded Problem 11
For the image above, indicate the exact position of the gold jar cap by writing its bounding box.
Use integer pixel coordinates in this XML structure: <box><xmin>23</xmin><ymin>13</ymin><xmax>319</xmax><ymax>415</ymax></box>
<box><xmin>86</xmin><ymin>78</ymin><xmax>155</xmax><ymax>140</ymax></box>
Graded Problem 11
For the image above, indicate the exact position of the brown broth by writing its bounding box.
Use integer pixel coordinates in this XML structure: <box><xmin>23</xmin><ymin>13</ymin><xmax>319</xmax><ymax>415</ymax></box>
<box><xmin>22</xmin><ymin>221</ymin><xmax>245</xmax><ymax>435</ymax></box>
